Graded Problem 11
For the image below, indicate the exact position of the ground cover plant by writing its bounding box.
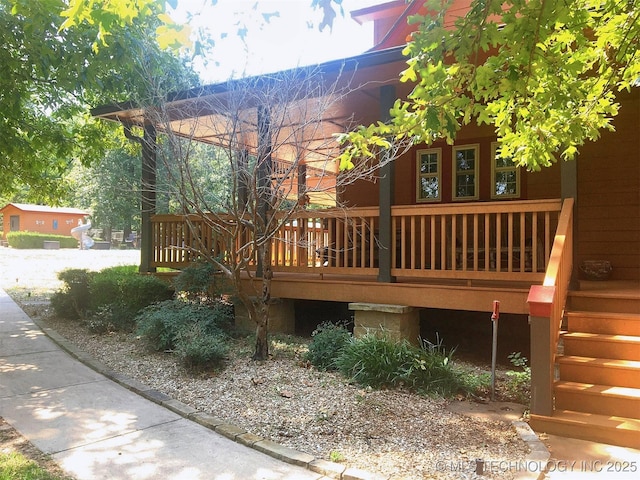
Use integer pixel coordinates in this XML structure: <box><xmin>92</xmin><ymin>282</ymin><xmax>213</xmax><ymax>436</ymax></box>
<box><xmin>136</xmin><ymin>298</ymin><xmax>233</xmax><ymax>370</ymax></box>
<box><xmin>0</xmin><ymin>451</ymin><xmax>68</xmax><ymax>480</ymax></box>
<box><xmin>305</xmin><ymin>321</ymin><xmax>352</xmax><ymax>371</ymax></box>
<box><xmin>505</xmin><ymin>352</ymin><xmax>532</xmax><ymax>404</ymax></box>
<box><xmin>333</xmin><ymin>333</ymin><xmax>487</xmax><ymax>397</ymax></box>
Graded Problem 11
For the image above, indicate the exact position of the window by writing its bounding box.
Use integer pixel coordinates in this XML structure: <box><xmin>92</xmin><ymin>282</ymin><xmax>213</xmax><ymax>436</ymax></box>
<box><xmin>416</xmin><ymin>148</ymin><xmax>441</xmax><ymax>202</ymax></box>
<box><xmin>491</xmin><ymin>142</ymin><xmax>520</xmax><ymax>199</ymax></box>
<box><xmin>452</xmin><ymin>144</ymin><xmax>479</xmax><ymax>200</ymax></box>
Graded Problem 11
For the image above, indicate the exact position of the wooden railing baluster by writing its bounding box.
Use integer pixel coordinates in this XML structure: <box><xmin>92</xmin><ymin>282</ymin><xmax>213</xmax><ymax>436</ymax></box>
<box><xmin>149</xmin><ymin>200</ymin><xmax>562</xmax><ymax>282</ymax></box>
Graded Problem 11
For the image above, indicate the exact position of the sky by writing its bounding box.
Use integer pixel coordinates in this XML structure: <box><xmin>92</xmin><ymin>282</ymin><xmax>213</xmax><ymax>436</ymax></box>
<box><xmin>168</xmin><ymin>0</ymin><xmax>382</xmax><ymax>83</ymax></box>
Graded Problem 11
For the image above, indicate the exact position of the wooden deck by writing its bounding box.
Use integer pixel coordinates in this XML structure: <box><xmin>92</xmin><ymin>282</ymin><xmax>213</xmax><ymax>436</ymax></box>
<box><xmin>237</xmin><ymin>272</ymin><xmax>535</xmax><ymax>313</ymax></box>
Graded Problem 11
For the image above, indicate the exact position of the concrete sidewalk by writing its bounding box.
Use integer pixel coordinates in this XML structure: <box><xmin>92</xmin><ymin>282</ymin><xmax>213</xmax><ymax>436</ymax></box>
<box><xmin>0</xmin><ymin>288</ymin><xmax>331</xmax><ymax>480</ymax></box>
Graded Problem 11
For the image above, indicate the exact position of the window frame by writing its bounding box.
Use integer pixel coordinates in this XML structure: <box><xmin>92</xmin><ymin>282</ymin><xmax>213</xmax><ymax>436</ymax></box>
<box><xmin>491</xmin><ymin>142</ymin><xmax>521</xmax><ymax>199</ymax></box>
<box><xmin>452</xmin><ymin>144</ymin><xmax>480</xmax><ymax>201</ymax></box>
<box><xmin>416</xmin><ymin>148</ymin><xmax>442</xmax><ymax>203</ymax></box>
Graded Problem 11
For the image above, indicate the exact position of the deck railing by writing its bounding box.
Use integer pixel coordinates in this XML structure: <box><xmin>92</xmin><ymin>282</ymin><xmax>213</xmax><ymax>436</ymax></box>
<box><xmin>150</xmin><ymin>199</ymin><xmax>563</xmax><ymax>284</ymax></box>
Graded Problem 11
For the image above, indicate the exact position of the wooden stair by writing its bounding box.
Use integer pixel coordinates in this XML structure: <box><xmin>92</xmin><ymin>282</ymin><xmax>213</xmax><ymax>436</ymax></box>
<box><xmin>530</xmin><ymin>282</ymin><xmax>640</xmax><ymax>449</ymax></box>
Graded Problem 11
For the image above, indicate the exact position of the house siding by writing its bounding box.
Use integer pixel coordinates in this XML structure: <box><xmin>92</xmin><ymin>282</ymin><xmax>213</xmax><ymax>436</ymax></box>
<box><xmin>575</xmin><ymin>88</ymin><xmax>640</xmax><ymax>281</ymax></box>
<box><xmin>0</xmin><ymin>204</ymin><xmax>87</xmax><ymax>240</ymax></box>
<box><xmin>338</xmin><ymin>87</ymin><xmax>639</xmax><ymax>281</ymax></box>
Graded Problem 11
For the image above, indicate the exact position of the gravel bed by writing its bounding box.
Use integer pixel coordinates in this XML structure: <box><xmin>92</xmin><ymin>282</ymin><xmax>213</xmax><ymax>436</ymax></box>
<box><xmin>35</xmin><ymin>311</ymin><xmax>529</xmax><ymax>480</ymax></box>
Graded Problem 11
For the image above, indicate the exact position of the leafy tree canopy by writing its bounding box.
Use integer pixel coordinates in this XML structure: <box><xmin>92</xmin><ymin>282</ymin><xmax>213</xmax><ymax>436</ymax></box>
<box><xmin>339</xmin><ymin>0</ymin><xmax>639</xmax><ymax>171</ymax></box>
<box><xmin>0</xmin><ymin>0</ymin><xmax>197</xmax><ymax>202</ymax></box>
<box><xmin>60</xmin><ymin>0</ymin><xmax>346</xmax><ymax>52</ymax></box>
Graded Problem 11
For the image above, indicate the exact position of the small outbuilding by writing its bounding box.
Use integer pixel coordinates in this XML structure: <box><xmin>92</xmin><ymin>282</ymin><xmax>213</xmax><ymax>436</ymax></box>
<box><xmin>0</xmin><ymin>203</ymin><xmax>89</xmax><ymax>241</ymax></box>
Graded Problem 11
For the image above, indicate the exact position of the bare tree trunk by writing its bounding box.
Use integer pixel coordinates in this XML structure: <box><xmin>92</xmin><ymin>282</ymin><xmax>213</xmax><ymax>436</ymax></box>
<box><xmin>253</xmin><ymin>301</ymin><xmax>269</xmax><ymax>360</ymax></box>
<box><xmin>253</xmin><ymin>242</ymin><xmax>272</xmax><ymax>360</ymax></box>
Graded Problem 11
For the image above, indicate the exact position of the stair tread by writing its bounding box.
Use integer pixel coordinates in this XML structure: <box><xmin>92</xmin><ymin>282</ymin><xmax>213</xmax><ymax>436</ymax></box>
<box><xmin>567</xmin><ymin>311</ymin><xmax>640</xmax><ymax>320</ymax></box>
<box><xmin>562</xmin><ymin>332</ymin><xmax>640</xmax><ymax>343</ymax></box>
<box><xmin>555</xmin><ymin>381</ymin><xmax>640</xmax><ymax>399</ymax></box>
<box><xmin>532</xmin><ymin>410</ymin><xmax>640</xmax><ymax>430</ymax></box>
<box><xmin>558</xmin><ymin>355</ymin><xmax>640</xmax><ymax>369</ymax></box>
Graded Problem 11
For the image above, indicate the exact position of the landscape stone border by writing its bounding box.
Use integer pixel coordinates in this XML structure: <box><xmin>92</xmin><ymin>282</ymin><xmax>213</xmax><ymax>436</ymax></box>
<box><xmin>34</xmin><ymin>317</ymin><xmax>549</xmax><ymax>480</ymax></box>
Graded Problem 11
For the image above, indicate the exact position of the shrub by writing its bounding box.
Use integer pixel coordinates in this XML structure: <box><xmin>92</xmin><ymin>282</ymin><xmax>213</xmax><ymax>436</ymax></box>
<box><xmin>136</xmin><ymin>299</ymin><xmax>232</xmax><ymax>352</ymax></box>
<box><xmin>174</xmin><ymin>323</ymin><xmax>228</xmax><ymax>370</ymax></box>
<box><xmin>50</xmin><ymin>265</ymin><xmax>173</xmax><ymax>322</ymax></box>
<box><xmin>402</xmin><ymin>337</ymin><xmax>475</xmax><ymax>396</ymax></box>
<box><xmin>89</xmin><ymin>266</ymin><xmax>173</xmax><ymax>315</ymax></box>
<box><xmin>173</xmin><ymin>262</ymin><xmax>217</xmax><ymax>298</ymax></box>
<box><xmin>335</xmin><ymin>333</ymin><xmax>481</xmax><ymax>397</ymax></box>
<box><xmin>336</xmin><ymin>333</ymin><xmax>415</xmax><ymax>388</ymax></box>
<box><xmin>306</xmin><ymin>322</ymin><xmax>352</xmax><ymax>370</ymax></box>
<box><xmin>6</xmin><ymin>231</ymin><xmax>77</xmax><ymax>249</ymax></box>
<box><xmin>85</xmin><ymin>303</ymin><xmax>136</xmax><ymax>333</ymax></box>
<box><xmin>50</xmin><ymin>269</ymin><xmax>92</xmax><ymax>319</ymax></box>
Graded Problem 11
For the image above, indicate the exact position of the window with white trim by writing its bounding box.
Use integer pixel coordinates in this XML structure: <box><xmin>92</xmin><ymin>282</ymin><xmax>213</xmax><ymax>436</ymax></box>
<box><xmin>452</xmin><ymin>144</ymin><xmax>479</xmax><ymax>200</ymax></box>
<box><xmin>491</xmin><ymin>142</ymin><xmax>520</xmax><ymax>199</ymax></box>
<box><xmin>416</xmin><ymin>148</ymin><xmax>441</xmax><ymax>202</ymax></box>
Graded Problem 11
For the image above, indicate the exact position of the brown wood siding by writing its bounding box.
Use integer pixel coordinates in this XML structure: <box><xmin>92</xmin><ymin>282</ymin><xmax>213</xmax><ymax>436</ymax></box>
<box><xmin>337</xmin><ymin>82</ymin><xmax>638</xmax><ymax>280</ymax></box>
<box><xmin>576</xmin><ymin>89</ymin><xmax>640</xmax><ymax>281</ymax></box>
<box><xmin>525</xmin><ymin>163</ymin><xmax>561</xmax><ymax>200</ymax></box>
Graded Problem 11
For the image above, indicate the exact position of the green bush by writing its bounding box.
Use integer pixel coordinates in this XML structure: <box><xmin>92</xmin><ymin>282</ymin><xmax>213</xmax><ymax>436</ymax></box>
<box><xmin>173</xmin><ymin>261</ymin><xmax>217</xmax><ymax>298</ymax></box>
<box><xmin>50</xmin><ymin>269</ymin><xmax>92</xmax><ymax>319</ymax></box>
<box><xmin>335</xmin><ymin>333</ymin><xmax>480</xmax><ymax>397</ymax></box>
<box><xmin>6</xmin><ymin>231</ymin><xmax>77</xmax><ymax>248</ymax></box>
<box><xmin>135</xmin><ymin>299</ymin><xmax>232</xmax><ymax>352</ymax></box>
<box><xmin>136</xmin><ymin>298</ymin><xmax>232</xmax><ymax>370</ymax></box>
<box><xmin>174</xmin><ymin>323</ymin><xmax>228</xmax><ymax>370</ymax></box>
<box><xmin>89</xmin><ymin>266</ymin><xmax>173</xmax><ymax>315</ymax></box>
<box><xmin>306</xmin><ymin>322</ymin><xmax>352</xmax><ymax>370</ymax></box>
<box><xmin>402</xmin><ymin>337</ymin><xmax>477</xmax><ymax>396</ymax></box>
<box><xmin>85</xmin><ymin>303</ymin><xmax>136</xmax><ymax>333</ymax></box>
<box><xmin>336</xmin><ymin>333</ymin><xmax>415</xmax><ymax>388</ymax></box>
<box><xmin>50</xmin><ymin>266</ymin><xmax>173</xmax><ymax>323</ymax></box>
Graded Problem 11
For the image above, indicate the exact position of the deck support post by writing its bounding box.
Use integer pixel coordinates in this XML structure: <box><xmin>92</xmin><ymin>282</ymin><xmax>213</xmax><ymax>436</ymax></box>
<box><xmin>140</xmin><ymin>123</ymin><xmax>157</xmax><ymax>273</ymax></box>
<box><xmin>349</xmin><ymin>303</ymin><xmax>419</xmax><ymax>345</ymax></box>
<box><xmin>378</xmin><ymin>85</ymin><xmax>396</xmax><ymax>283</ymax></box>
<box><xmin>527</xmin><ymin>285</ymin><xmax>556</xmax><ymax>416</ymax></box>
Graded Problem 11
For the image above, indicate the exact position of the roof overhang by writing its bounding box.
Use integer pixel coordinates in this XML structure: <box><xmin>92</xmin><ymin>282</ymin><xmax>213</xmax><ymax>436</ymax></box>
<box><xmin>91</xmin><ymin>46</ymin><xmax>406</xmax><ymax>130</ymax></box>
<box><xmin>92</xmin><ymin>46</ymin><xmax>408</xmax><ymax>207</ymax></box>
